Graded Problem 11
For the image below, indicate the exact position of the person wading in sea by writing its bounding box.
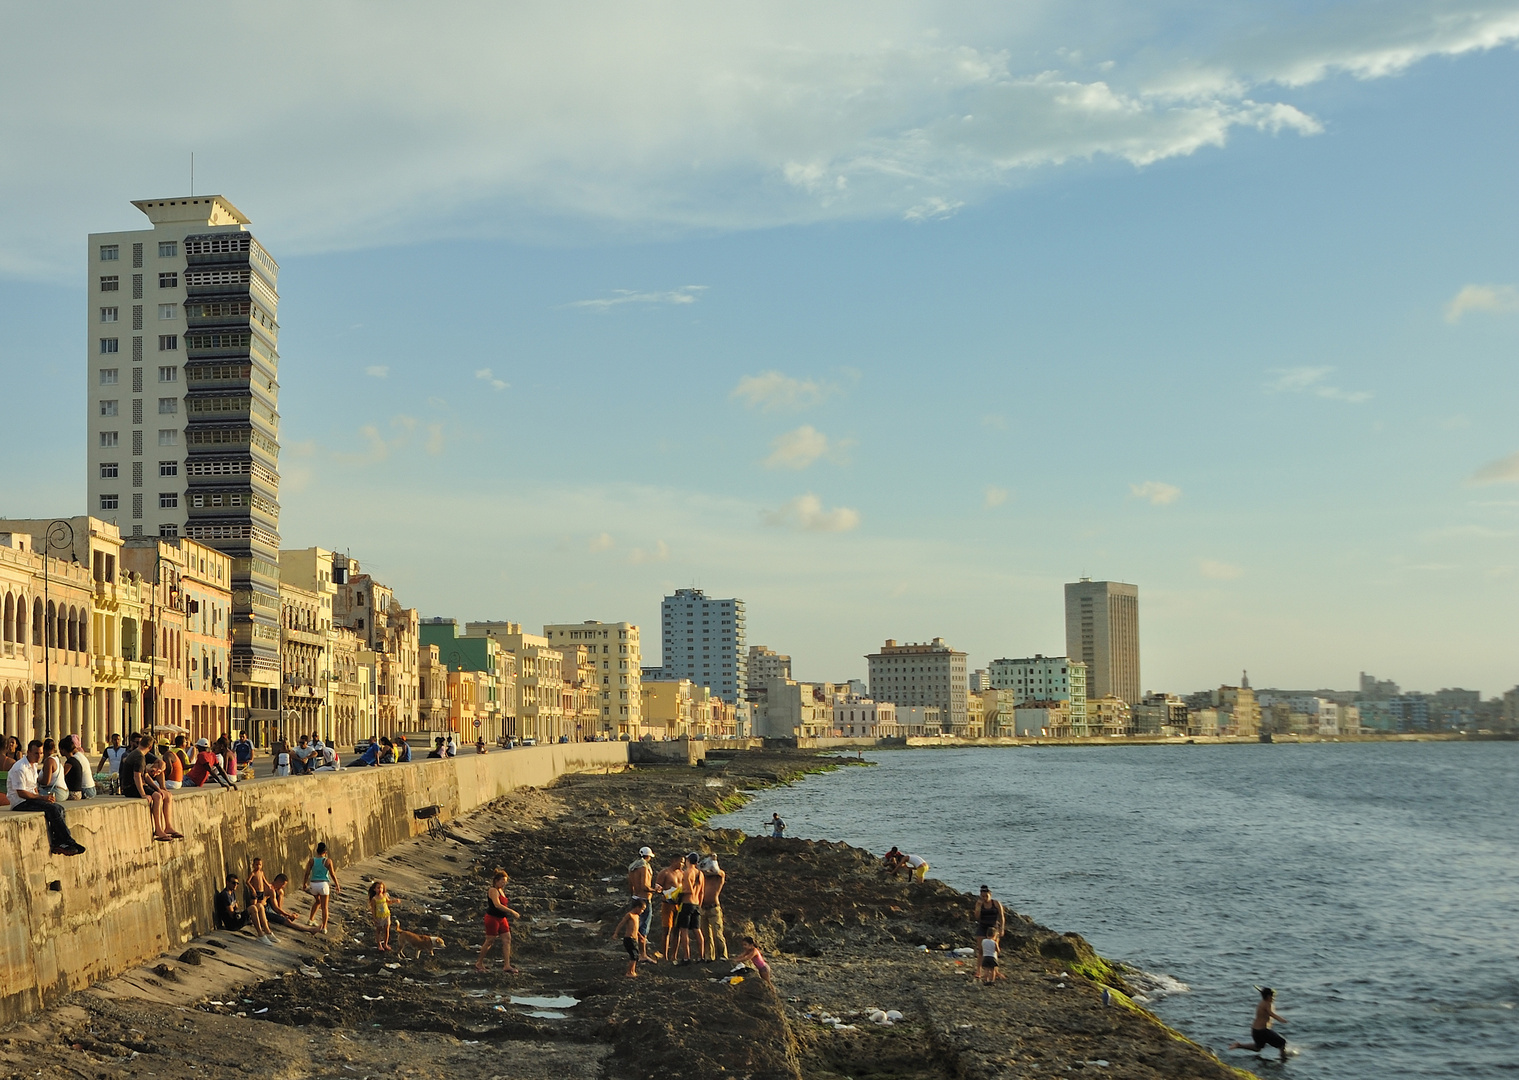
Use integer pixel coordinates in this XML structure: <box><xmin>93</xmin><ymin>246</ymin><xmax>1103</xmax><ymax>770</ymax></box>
<box><xmin>1228</xmin><ymin>986</ymin><xmax>1289</xmax><ymax>1062</ymax></box>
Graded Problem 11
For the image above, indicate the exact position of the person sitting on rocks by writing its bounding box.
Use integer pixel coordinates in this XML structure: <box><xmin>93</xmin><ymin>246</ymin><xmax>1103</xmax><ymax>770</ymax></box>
<box><xmin>734</xmin><ymin>936</ymin><xmax>771</xmax><ymax>983</ymax></box>
<box><xmin>215</xmin><ymin>874</ymin><xmax>250</xmax><ymax>932</ymax></box>
<box><xmin>8</xmin><ymin>740</ymin><xmax>85</xmax><ymax>856</ymax></box>
<box><xmin>882</xmin><ymin>847</ymin><xmax>908</xmax><ymax>878</ymax></box>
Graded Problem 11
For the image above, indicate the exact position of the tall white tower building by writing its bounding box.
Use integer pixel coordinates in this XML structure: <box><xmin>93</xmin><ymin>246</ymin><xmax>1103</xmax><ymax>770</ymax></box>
<box><xmin>87</xmin><ymin>196</ymin><xmax>282</xmax><ymax>729</ymax></box>
<box><xmin>657</xmin><ymin>589</ymin><xmax>746</xmax><ymax>706</ymax></box>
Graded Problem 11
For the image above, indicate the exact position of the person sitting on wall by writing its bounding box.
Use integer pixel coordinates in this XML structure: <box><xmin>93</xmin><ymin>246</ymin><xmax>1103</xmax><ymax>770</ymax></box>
<box><xmin>121</xmin><ymin>733</ymin><xmax>182</xmax><ymax>841</ymax></box>
<box><xmin>476</xmin><ymin>737</ymin><xmax>487</xmax><ymax>754</ymax></box>
<box><xmin>395</xmin><ymin>735</ymin><xmax>412</xmax><ymax>763</ymax></box>
<box><xmin>292</xmin><ymin>736</ymin><xmax>315</xmax><ymax>775</ymax></box>
<box><xmin>377</xmin><ymin>737</ymin><xmax>396</xmax><ymax>764</ymax></box>
<box><xmin>8</xmin><ymin>740</ymin><xmax>86</xmax><ymax>856</ymax></box>
<box><xmin>427</xmin><ymin>737</ymin><xmax>445</xmax><ymax>759</ymax></box>
<box><xmin>185</xmin><ymin>738</ymin><xmax>237</xmax><ymax>789</ymax></box>
<box><xmin>348</xmin><ymin>740</ymin><xmax>383</xmax><ymax>768</ymax></box>
<box><xmin>215</xmin><ymin>874</ymin><xmax>250</xmax><ymax>932</ymax></box>
<box><xmin>61</xmin><ymin>735</ymin><xmax>96</xmax><ymax>800</ymax></box>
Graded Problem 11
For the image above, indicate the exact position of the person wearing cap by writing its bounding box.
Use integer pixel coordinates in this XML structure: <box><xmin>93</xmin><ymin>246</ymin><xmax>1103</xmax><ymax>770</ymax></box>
<box><xmin>699</xmin><ymin>855</ymin><xmax>727</xmax><ymax>961</ymax></box>
<box><xmin>185</xmin><ymin>737</ymin><xmax>237</xmax><ymax>789</ymax></box>
<box><xmin>973</xmin><ymin>885</ymin><xmax>1005</xmax><ymax>949</ymax></box>
<box><xmin>395</xmin><ymin>735</ymin><xmax>412</xmax><ymax>763</ymax></box>
<box><xmin>627</xmin><ymin>846</ymin><xmax>659</xmax><ymax>959</ymax></box>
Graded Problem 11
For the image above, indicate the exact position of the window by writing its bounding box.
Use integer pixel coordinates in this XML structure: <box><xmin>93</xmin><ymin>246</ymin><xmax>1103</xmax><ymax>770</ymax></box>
<box><xmin>158</xmin><ymin>365</ymin><xmax>178</xmax><ymax>382</ymax></box>
<box><xmin>100</xmin><ymin>276</ymin><xmax>119</xmax><ymax>292</ymax></box>
<box><xmin>158</xmin><ymin>304</ymin><xmax>177</xmax><ymax>320</ymax></box>
<box><xmin>99</xmin><ymin>338</ymin><xmax>119</xmax><ymax>354</ymax></box>
<box><xmin>159</xmin><ymin>524</ymin><xmax>178</xmax><ymax>538</ymax></box>
<box><xmin>158</xmin><ymin>272</ymin><xmax>178</xmax><ymax>289</ymax></box>
<box><xmin>100</xmin><ymin>307</ymin><xmax>119</xmax><ymax>323</ymax></box>
<box><xmin>100</xmin><ymin>462</ymin><xmax>119</xmax><ymax>479</ymax></box>
<box><xmin>100</xmin><ymin>245</ymin><xmax>119</xmax><ymax>261</ymax></box>
<box><xmin>100</xmin><ymin>431</ymin><xmax>119</xmax><ymax>448</ymax></box>
<box><xmin>158</xmin><ymin>460</ymin><xmax>177</xmax><ymax>477</ymax></box>
<box><xmin>99</xmin><ymin>368</ymin><xmax>118</xmax><ymax>385</ymax></box>
<box><xmin>158</xmin><ymin>241</ymin><xmax>178</xmax><ymax>258</ymax></box>
<box><xmin>158</xmin><ymin>429</ymin><xmax>178</xmax><ymax>446</ymax></box>
<box><xmin>158</xmin><ymin>335</ymin><xmax>178</xmax><ymax>351</ymax></box>
<box><xmin>100</xmin><ymin>400</ymin><xmax>118</xmax><ymax>417</ymax></box>
<box><xmin>100</xmin><ymin>494</ymin><xmax>119</xmax><ymax>510</ymax></box>
<box><xmin>159</xmin><ymin>492</ymin><xmax>178</xmax><ymax>509</ymax></box>
<box><xmin>158</xmin><ymin>397</ymin><xmax>177</xmax><ymax>415</ymax></box>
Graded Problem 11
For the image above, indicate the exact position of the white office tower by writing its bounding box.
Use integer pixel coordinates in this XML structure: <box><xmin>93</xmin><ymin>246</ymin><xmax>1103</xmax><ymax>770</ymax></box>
<box><xmin>87</xmin><ymin>196</ymin><xmax>282</xmax><ymax>724</ymax></box>
<box><xmin>1064</xmin><ymin>579</ymin><xmax>1140</xmax><ymax>705</ymax></box>
<box><xmin>658</xmin><ymin>589</ymin><xmax>746</xmax><ymax>706</ymax></box>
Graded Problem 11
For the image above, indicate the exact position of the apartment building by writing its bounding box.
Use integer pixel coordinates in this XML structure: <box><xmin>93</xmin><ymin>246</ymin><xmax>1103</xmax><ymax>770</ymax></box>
<box><xmin>657</xmin><ymin>589</ymin><xmax>746</xmax><ymax>708</ymax></box>
<box><xmin>833</xmin><ymin>697</ymin><xmax>900</xmax><ymax>738</ymax></box>
<box><xmin>468</xmin><ymin>622</ymin><xmax>567</xmax><ymax>742</ymax></box>
<box><xmin>541</xmin><ymin>621</ymin><xmax>642</xmax><ymax>737</ymax></box>
<box><xmin>864</xmin><ymin>637</ymin><xmax>968</xmax><ymax>733</ymax></box>
<box><xmin>988</xmin><ymin>655</ymin><xmax>1088</xmax><ymax>732</ymax></box>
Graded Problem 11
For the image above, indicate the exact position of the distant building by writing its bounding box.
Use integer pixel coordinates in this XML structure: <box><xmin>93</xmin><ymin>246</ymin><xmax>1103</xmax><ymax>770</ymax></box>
<box><xmin>894</xmin><ymin>705</ymin><xmax>944</xmax><ymax>737</ymax></box>
<box><xmin>1359</xmin><ymin>672</ymin><xmax>1400</xmax><ymax>700</ymax></box>
<box><xmin>1012</xmin><ymin>700</ymin><xmax>1070</xmax><ymax>738</ymax></box>
<box><xmin>658</xmin><ymin>589</ymin><xmax>745</xmax><ymax>708</ymax></box>
<box><xmin>754</xmin><ymin>678</ymin><xmax>840</xmax><ymax>738</ymax></box>
<box><xmin>975</xmin><ymin>688</ymin><xmax>1018</xmax><ymax>737</ymax></box>
<box><xmin>541</xmin><ymin>621</ymin><xmax>642</xmax><ymax>737</ymax></box>
<box><xmin>1133</xmin><ymin>692</ymin><xmax>1187</xmax><ymax>735</ymax></box>
<box><xmin>988</xmin><ymin>655</ymin><xmax>1088</xmax><ymax>732</ymax></box>
<box><xmin>468</xmin><ymin>622</ymin><xmax>566</xmax><ymax>741</ymax></box>
<box><xmin>832</xmin><ymin>697</ymin><xmax>899</xmax><ymax>738</ymax></box>
<box><xmin>865</xmin><ymin>638</ymin><xmax>968</xmax><ymax>733</ymax></box>
<box><xmin>969</xmin><ymin>669</ymin><xmax>992</xmax><ymax>692</ymax></box>
<box><xmin>1086</xmin><ymin>694</ymin><xmax>1133</xmax><ymax>737</ymax></box>
<box><xmin>1064</xmin><ymin>579</ymin><xmax>1140</xmax><ymax>706</ymax></box>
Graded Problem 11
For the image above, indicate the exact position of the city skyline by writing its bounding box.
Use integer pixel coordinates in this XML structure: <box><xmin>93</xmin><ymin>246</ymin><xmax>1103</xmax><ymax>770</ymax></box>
<box><xmin>2</xmin><ymin>7</ymin><xmax>1517</xmax><ymax>694</ymax></box>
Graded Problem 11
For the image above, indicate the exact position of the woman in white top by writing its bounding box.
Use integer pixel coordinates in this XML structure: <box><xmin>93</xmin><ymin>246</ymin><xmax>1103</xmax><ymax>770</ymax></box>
<box><xmin>272</xmin><ymin>738</ymin><xmax>291</xmax><ymax>777</ymax></box>
<box><xmin>39</xmin><ymin>739</ymin><xmax>69</xmax><ymax>801</ymax></box>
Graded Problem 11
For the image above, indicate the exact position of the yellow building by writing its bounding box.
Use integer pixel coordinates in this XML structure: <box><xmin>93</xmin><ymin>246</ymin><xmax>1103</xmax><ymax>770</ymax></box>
<box><xmin>465</xmin><ymin>622</ymin><xmax>565</xmax><ymax>743</ymax></box>
<box><xmin>542</xmin><ymin>621</ymin><xmax>642</xmax><ymax>737</ymax></box>
<box><xmin>555</xmin><ymin>642</ymin><xmax>601</xmax><ymax>740</ymax></box>
<box><xmin>1086</xmin><ymin>694</ymin><xmax>1133</xmax><ymax>737</ymax></box>
<box><xmin>641</xmin><ymin>678</ymin><xmax>695</xmax><ymax>738</ymax></box>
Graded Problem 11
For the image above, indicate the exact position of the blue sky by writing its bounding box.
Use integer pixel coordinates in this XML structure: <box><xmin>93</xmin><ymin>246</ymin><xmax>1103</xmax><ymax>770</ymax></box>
<box><xmin>1</xmin><ymin>3</ymin><xmax>1516</xmax><ymax>695</ymax></box>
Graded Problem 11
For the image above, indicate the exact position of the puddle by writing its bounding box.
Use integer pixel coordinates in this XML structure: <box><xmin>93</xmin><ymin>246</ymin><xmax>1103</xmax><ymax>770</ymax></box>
<box><xmin>523</xmin><ymin>1009</ymin><xmax>570</xmax><ymax>1019</ymax></box>
<box><xmin>509</xmin><ymin>994</ymin><xmax>580</xmax><ymax>1009</ymax></box>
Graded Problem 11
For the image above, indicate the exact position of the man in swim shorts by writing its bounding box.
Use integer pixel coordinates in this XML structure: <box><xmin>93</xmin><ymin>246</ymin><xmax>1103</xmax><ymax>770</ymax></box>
<box><xmin>655</xmin><ymin>853</ymin><xmax>685</xmax><ymax>960</ymax></box>
<box><xmin>1228</xmin><ymin>987</ymin><xmax>1288</xmax><ymax>1062</ymax></box>
<box><xmin>674</xmin><ymin>852</ymin><xmax>705</xmax><ymax>964</ymax></box>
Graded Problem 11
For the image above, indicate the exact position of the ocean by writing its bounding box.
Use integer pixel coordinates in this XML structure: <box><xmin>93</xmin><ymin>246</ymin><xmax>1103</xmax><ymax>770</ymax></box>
<box><xmin>709</xmin><ymin>741</ymin><xmax>1519</xmax><ymax>1079</ymax></box>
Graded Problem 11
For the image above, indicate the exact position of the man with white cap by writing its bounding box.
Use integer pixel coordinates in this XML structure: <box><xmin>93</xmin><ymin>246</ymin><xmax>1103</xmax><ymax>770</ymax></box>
<box><xmin>699</xmin><ymin>855</ymin><xmax>727</xmax><ymax>961</ymax></box>
<box><xmin>185</xmin><ymin>738</ymin><xmax>236</xmax><ymax>789</ymax></box>
<box><xmin>627</xmin><ymin>845</ymin><xmax>658</xmax><ymax>960</ymax></box>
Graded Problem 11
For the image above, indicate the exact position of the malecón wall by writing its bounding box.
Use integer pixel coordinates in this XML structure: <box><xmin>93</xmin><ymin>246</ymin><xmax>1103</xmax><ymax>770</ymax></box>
<box><xmin>0</xmin><ymin>742</ymin><xmax>627</xmax><ymax>1024</ymax></box>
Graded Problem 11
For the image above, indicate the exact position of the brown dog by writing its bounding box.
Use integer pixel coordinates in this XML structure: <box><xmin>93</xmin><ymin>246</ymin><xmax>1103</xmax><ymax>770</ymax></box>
<box><xmin>391</xmin><ymin>919</ymin><xmax>445</xmax><ymax>959</ymax></box>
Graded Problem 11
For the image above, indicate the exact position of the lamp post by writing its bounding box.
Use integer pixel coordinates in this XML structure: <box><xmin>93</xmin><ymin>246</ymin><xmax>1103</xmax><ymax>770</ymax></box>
<box><xmin>41</xmin><ymin>519</ymin><xmax>74</xmax><ymax>740</ymax></box>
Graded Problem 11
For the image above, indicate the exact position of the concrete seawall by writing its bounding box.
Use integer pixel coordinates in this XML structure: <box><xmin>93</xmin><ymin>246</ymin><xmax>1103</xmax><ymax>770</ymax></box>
<box><xmin>0</xmin><ymin>742</ymin><xmax>628</xmax><ymax>1025</ymax></box>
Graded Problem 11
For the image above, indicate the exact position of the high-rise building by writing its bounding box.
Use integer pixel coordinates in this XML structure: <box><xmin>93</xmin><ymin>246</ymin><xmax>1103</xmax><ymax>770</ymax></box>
<box><xmin>657</xmin><ymin>589</ymin><xmax>746</xmax><ymax>706</ymax></box>
<box><xmin>865</xmin><ymin>638</ymin><xmax>968</xmax><ymax>733</ymax></box>
<box><xmin>541</xmin><ymin>621</ymin><xmax>642</xmax><ymax>737</ymax></box>
<box><xmin>1064</xmin><ymin>579</ymin><xmax>1140</xmax><ymax>706</ymax></box>
<box><xmin>88</xmin><ymin>195</ymin><xmax>283</xmax><ymax>735</ymax></box>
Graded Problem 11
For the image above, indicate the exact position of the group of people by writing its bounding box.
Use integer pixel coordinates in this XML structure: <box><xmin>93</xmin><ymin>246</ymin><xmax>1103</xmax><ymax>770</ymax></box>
<box><xmin>215</xmin><ymin>841</ymin><xmax>342</xmax><ymax>944</ymax></box>
<box><xmin>881</xmin><ymin>846</ymin><xmax>930</xmax><ymax>882</ymax></box>
<box><xmin>614</xmin><ymin>845</ymin><xmax>765</xmax><ymax>980</ymax></box>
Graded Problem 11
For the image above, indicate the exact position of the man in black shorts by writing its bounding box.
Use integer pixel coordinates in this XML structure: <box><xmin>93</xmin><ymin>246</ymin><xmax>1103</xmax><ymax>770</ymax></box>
<box><xmin>674</xmin><ymin>852</ymin><xmax>705</xmax><ymax>964</ymax></box>
<box><xmin>1228</xmin><ymin>986</ymin><xmax>1289</xmax><ymax>1062</ymax></box>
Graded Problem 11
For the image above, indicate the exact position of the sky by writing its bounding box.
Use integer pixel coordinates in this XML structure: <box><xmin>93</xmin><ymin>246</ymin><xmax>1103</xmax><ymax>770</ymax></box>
<box><xmin>1</xmin><ymin>2</ymin><xmax>1517</xmax><ymax>696</ymax></box>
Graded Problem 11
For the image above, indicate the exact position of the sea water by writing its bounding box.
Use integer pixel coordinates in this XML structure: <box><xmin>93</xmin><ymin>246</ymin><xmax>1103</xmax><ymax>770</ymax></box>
<box><xmin>709</xmin><ymin>742</ymin><xmax>1519</xmax><ymax>1080</ymax></box>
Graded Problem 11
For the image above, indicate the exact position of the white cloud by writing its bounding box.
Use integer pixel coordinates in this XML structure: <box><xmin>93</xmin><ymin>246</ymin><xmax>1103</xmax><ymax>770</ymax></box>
<box><xmin>764</xmin><ymin>425</ymin><xmax>846</xmax><ymax>470</ymax></box>
<box><xmin>1200</xmin><ymin>558</ymin><xmax>1243</xmax><ymax>580</ymax></box>
<box><xmin>984</xmin><ymin>485</ymin><xmax>1010</xmax><ymax>508</ymax></box>
<box><xmin>474</xmin><ymin>368</ymin><xmax>509</xmax><ymax>392</ymax></box>
<box><xmin>628</xmin><ymin>540</ymin><xmax>671</xmax><ymax>565</ymax></box>
<box><xmin>336</xmin><ymin>414</ymin><xmax>418</xmax><ymax>465</ymax></box>
<box><xmin>7</xmin><ymin>4</ymin><xmax>1516</xmax><ymax>276</ymax></box>
<box><xmin>1467</xmin><ymin>451</ymin><xmax>1519</xmax><ymax>486</ymax></box>
<box><xmin>763</xmin><ymin>493</ymin><xmax>860</xmax><ymax>533</ymax></box>
<box><xmin>1265</xmin><ymin>366</ymin><xmax>1371</xmax><ymax>403</ymax></box>
<box><xmin>1130</xmin><ymin>480</ymin><xmax>1181</xmax><ymax>506</ymax></box>
<box><xmin>365</xmin><ymin>365</ymin><xmax>389</xmax><ymax>379</ymax></box>
<box><xmin>424</xmin><ymin>423</ymin><xmax>445</xmax><ymax>456</ymax></box>
<box><xmin>565</xmin><ymin>285</ymin><xmax>706</xmax><ymax>310</ymax></box>
<box><xmin>1445</xmin><ymin>283</ymin><xmax>1519</xmax><ymax>322</ymax></box>
<box><xmin>589</xmin><ymin>532</ymin><xmax>615</xmax><ymax>552</ymax></box>
<box><xmin>731</xmin><ymin>371</ymin><xmax>837</xmax><ymax>413</ymax></box>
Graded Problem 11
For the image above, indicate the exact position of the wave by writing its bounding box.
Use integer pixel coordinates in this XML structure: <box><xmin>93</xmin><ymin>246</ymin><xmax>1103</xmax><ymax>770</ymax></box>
<box><xmin>1121</xmin><ymin>965</ymin><xmax>1191</xmax><ymax>1000</ymax></box>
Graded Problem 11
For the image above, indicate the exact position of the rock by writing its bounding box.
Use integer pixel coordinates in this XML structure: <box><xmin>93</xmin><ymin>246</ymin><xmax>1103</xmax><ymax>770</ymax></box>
<box><xmin>177</xmin><ymin>949</ymin><xmax>204</xmax><ymax>966</ymax></box>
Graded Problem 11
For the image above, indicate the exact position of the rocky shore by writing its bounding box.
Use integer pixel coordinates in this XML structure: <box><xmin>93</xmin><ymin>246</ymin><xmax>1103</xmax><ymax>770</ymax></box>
<box><xmin>1</xmin><ymin>750</ymin><xmax>1255</xmax><ymax>1080</ymax></box>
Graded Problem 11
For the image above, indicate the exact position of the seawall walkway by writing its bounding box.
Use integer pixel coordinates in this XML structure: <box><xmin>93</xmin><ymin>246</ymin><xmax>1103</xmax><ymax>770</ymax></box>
<box><xmin>0</xmin><ymin>741</ymin><xmax>628</xmax><ymax>1024</ymax></box>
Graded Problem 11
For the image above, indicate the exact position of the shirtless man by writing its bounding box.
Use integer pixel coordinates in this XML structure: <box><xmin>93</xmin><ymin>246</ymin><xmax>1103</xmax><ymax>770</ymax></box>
<box><xmin>1228</xmin><ymin>987</ymin><xmax>1289</xmax><ymax>1062</ymax></box>
<box><xmin>655</xmin><ymin>853</ymin><xmax>685</xmax><ymax>961</ymax></box>
<box><xmin>972</xmin><ymin>885</ymin><xmax>1005</xmax><ymax>947</ymax></box>
<box><xmin>626</xmin><ymin>846</ymin><xmax>658</xmax><ymax>961</ymax></box>
<box><xmin>674</xmin><ymin>852</ymin><xmax>705</xmax><ymax>964</ymax></box>
<box><xmin>882</xmin><ymin>846</ymin><xmax>908</xmax><ymax>878</ymax></box>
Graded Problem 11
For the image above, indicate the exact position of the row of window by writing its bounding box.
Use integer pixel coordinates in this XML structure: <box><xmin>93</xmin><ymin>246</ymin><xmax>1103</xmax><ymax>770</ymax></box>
<box><xmin>101</xmin><ymin>305</ymin><xmax>177</xmax><ymax>323</ymax></box>
<box><xmin>101</xmin><ymin>398</ymin><xmax>177</xmax><ymax>416</ymax></box>
<box><xmin>100</xmin><ymin>243</ymin><xmax>176</xmax><ymax>260</ymax></box>
<box><xmin>100</xmin><ymin>462</ymin><xmax>177</xmax><ymax>478</ymax></box>
<box><xmin>100</xmin><ymin>493</ymin><xmax>178</xmax><ymax>511</ymax></box>
<box><xmin>100</xmin><ymin>430</ymin><xmax>178</xmax><ymax>447</ymax></box>
<box><xmin>100</xmin><ymin>336</ymin><xmax>176</xmax><ymax>354</ymax></box>
<box><xmin>98</xmin><ymin>273</ymin><xmax>178</xmax><ymax>292</ymax></box>
<box><xmin>100</xmin><ymin>366</ymin><xmax>176</xmax><ymax>384</ymax></box>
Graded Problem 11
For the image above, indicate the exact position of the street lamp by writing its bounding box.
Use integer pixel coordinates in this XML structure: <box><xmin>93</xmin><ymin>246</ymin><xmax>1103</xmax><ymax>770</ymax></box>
<box><xmin>41</xmin><ymin>519</ymin><xmax>74</xmax><ymax>740</ymax></box>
